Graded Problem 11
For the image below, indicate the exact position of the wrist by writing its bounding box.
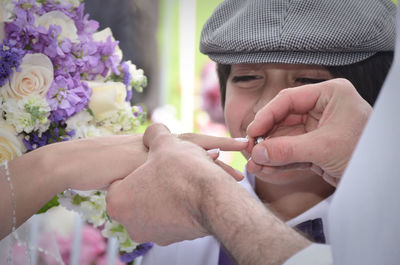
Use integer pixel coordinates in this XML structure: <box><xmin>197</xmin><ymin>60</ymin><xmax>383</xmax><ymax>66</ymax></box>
<box><xmin>197</xmin><ymin>168</ymin><xmax>311</xmax><ymax>265</ymax></box>
<box><xmin>31</xmin><ymin>143</ymin><xmax>70</xmax><ymax>193</ymax></box>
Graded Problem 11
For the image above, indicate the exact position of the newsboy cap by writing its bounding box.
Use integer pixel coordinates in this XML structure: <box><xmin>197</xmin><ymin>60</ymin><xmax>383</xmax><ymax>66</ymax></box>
<box><xmin>200</xmin><ymin>0</ymin><xmax>396</xmax><ymax>66</ymax></box>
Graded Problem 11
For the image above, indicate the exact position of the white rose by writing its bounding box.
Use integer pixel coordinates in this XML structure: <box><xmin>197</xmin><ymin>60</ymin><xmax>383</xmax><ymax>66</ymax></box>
<box><xmin>2</xmin><ymin>53</ymin><xmax>54</xmax><ymax>100</ymax></box>
<box><xmin>0</xmin><ymin>120</ymin><xmax>23</xmax><ymax>163</ymax></box>
<box><xmin>93</xmin><ymin>27</ymin><xmax>123</xmax><ymax>62</ymax></box>
<box><xmin>87</xmin><ymin>81</ymin><xmax>127</xmax><ymax>121</ymax></box>
<box><xmin>35</xmin><ymin>11</ymin><xmax>78</xmax><ymax>42</ymax></box>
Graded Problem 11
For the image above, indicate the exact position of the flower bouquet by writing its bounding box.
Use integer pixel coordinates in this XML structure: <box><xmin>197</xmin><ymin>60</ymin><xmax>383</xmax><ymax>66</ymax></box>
<box><xmin>0</xmin><ymin>0</ymin><xmax>150</xmax><ymax>262</ymax></box>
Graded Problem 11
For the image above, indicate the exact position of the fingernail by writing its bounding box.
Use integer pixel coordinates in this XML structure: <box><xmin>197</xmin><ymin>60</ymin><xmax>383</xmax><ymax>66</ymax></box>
<box><xmin>234</xmin><ymin>137</ymin><xmax>249</xmax><ymax>143</ymax></box>
<box><xmin>253</xmin><ymin>146</ymin><xmax>269</xmax><ymax>164</ymax></box>
<box><xmin>207</xmin><ymin>148</ymin><xmax>220</xmax><ymax>155</ymax></box>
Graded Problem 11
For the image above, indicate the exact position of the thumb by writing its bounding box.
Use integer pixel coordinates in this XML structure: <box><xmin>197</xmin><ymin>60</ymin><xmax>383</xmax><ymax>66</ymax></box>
<box><xmin>251</xmin><ymin>132</ymin><xmax>320</xmax><ymax>166</ymax></box>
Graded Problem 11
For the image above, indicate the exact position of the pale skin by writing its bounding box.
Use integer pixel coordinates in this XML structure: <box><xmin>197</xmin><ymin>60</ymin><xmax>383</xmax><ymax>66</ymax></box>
<box><xmin>0</xmin><ymin>133</ymin><xmax>247</xmax><ymax>240</ymax></box>
<box><xmin>106</xmin><ymin>79</ymin><xmax>371</xmax><ymax>265</ymax></box>
<box><xmin>225</xmin><ymin>63</ymin><xmax>337</xmax><ymax>220</ymax></box>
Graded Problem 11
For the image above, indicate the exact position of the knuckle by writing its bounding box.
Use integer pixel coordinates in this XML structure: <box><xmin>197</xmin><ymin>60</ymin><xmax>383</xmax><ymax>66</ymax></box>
<box><xmin>277</xmin><ymin>88</ymin><xmax>290</xmax><ymax>97</ymax></box>
<box><xmin>178</xmin><ymin>133</ymin><xmax>194</xmax><ymax>142</ymax></box>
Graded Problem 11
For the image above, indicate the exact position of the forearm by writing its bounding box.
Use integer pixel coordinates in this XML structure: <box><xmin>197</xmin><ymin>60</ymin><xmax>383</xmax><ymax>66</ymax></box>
<box><xmin>199</xmin><ymin>173</ymin><xmax>310</xmax><ymax>265</ymax></box>
<box><xmin>0</xmin><ymin>144</ymin><xmax>67</xmax><ymax>239</ymax></box>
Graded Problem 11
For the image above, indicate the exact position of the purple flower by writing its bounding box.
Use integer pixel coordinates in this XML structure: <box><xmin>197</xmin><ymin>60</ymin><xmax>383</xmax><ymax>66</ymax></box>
<box><xmin>22</xmin><ymin>124</ymin><xmax>75</xmax><ymax>151</ymax></box>
<box><xmin>119</xmin><ymin>242</ymin><xmax>154</xmax><ymax>263</ymax></box>
<box><xmin>47</xmin><ymin>74</ymin><xmax>91</xmax><ymax>122</ymax></box>
<box><xmin>0</xmin><ymin>40</ymin><xmax>25</xmax><ymax>87</ymax></box>
<box><xmin>120</xmin><ymin>62</ymin><xmax>132</xmax><ymax>101</ymax></box>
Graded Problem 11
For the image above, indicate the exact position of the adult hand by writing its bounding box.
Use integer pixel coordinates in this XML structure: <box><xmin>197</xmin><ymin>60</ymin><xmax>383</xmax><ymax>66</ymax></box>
<box><xmin>247</xmin><ymin>78</ymin><xmax>372</xmax><ymax>186</ymax></box>
<box><xmin>106</xmin><ymin>123</ymin><xmax>310</xmax><ymax>264</ymax></box>
<box><xmin>106</xmin><ymin>123</ymin><xmax>238</xmax><ymax>245</ymax></box>
<box><xmin>32</xmin><ymin>132</ymin><xmax>247</xmax><ymax>192</ymax></box>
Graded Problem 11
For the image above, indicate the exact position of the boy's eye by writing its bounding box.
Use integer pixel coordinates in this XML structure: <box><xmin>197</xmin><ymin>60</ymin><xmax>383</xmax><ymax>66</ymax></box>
<box><xmin>232</xmin><ymin>75</ymin><xmax>263</xmax><ymax>83</ymax></box>
<box><xmin>295</xmin><ymin>78</ymin><xmax>327</xmax><ymax>84</ymax></box>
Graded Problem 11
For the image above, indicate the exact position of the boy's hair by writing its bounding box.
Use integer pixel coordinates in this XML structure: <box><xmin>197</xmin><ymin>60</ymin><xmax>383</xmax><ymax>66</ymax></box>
<box><xmin>216</xmin><ymin>52</ymin><xmax>393</xmax><ymax>108</ymax></box>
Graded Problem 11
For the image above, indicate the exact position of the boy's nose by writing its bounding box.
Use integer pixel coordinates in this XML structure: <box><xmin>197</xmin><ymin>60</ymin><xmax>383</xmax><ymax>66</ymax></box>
<box><xmin>252</xmin><ymin>90</ymin><xmax>276</xmax><ymax>114</ymax></box>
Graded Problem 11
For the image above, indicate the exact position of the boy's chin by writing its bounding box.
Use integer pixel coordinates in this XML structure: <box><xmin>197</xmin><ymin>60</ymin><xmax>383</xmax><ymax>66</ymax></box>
<box><xmin>255</xmin><ymin>170</ymin><xmax>318</xmax><ymax>185</ymax></box>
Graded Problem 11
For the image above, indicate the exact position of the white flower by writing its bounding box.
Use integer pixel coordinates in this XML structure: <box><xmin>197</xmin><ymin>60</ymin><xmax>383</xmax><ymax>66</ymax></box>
<box><xmin>87</xmin><ymin>81</ymin><xmax>127</xmax><ymax>121</ymax></box>
<box><xmin>0</xmin><ymin>120</ymin><xmax>24</xmax><ymax>163</ymax></box>
<box><xmin>93</xmin><ymin>27</ymin><xmax>123</xmax><ymax>62</ymax></box>
<box><xmin>102</xmin><ymin>220</ymin><xmax>138</xmax><ymax>253</ymax></box>
<box><xmin>126</xmin><ymin>60</ymin><xmax>147</xmax><ymax>92</ymax></box>
<box><xmin>1</xmin><ymin>53</ymin><xmax>54</xmax><ymax>100</ymax></box>
<box><xmin>71</xmin><ymin>189</ymin><xmax>98</xmax><ymax>197</ymax></box>
<box><xmin>80</xmin><ymin>194</ymin><xmax>107</xmax><ymax>227</ymax></box>
<box><xmin>58</xmin><ymin>190</ymin><xmax>83</xmax><ymax>213</ymax></box>
<box><xmin>59</xmin><ymin>190</ymin><xmax>107</xmax><ymax>227</ymax></box>
<box><xmin>3</xmin><ymin>95</ymin><xmax>51</xmax><ymax>134</ymax></box>
<box><xmin>35</xmin><ymin>11</ymin><xmax>78</xmax><ymax>43</ymax></box>
<box><xmin>99</xmin><ymin>103</ymin><xmax>142</xmax><ymax>133</ymax></box>
<box><xmin>65</xmin><ymin>109</ymin><xmax>103</xmax><ymax>139</ymax></box>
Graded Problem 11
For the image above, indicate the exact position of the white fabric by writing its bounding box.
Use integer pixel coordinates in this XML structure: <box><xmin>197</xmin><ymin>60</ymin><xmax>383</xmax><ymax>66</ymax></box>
<box><xmin>284</xmin><ymin>244</ymin><xmax>332</xmax><ymax>265</ymax></box>
<box><xmin>140</xmin><ymin>237</ymin><xmax>220</xmax><ymax>265</ymax></box>
<box><xmin>283</xmin><ymin>8</ymin><xmax>400</xmax><ymax>265</ymax></box>
<box><xmin>285</xmin><ymin>196</ymin><xmax>332</xmax><ymax>242</ymax></box>
<box><xmin>246</xmin><ymin>172</ymin><xmax>333</xmax><ymax>241</ymax></box>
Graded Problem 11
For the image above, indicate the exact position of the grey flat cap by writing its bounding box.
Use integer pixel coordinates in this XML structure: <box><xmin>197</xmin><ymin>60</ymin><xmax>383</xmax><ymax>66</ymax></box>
<box><xmin>200</xmin><ymin>0</ymin><xmax>396</xmax><ymax>66</ymax></box>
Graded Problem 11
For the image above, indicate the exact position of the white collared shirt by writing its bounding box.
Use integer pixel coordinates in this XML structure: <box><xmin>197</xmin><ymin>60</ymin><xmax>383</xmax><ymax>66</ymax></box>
<box><xmin>245</xmin><ymin>171</ymin><xmax>332</xmax><ymax>242</ymax></box>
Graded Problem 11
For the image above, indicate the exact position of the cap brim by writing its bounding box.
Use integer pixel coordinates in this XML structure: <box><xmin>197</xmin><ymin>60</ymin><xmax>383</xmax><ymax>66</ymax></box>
<box><xmin>207</xmin><ymin>51</ymin><xmax>377</xmax><ymax>66</ymax></box>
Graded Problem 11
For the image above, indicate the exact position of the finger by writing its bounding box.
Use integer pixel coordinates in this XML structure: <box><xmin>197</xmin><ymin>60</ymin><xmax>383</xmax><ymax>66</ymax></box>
<box><xmin>251</xmin><ymin>132</ymin><xmax>320</xmax><ymax>166</ymax></box>
<box><xmin>311</xmin><ymin>164</ymin><xmax>339</xmax><ymax>187</ymax></box>
<box><xmin>247</xmin><ymin>84</ymin><xmax>323</xmax><ymax>138</ymax></box>
<box><xmin>178</xmin><ymin>133</ymin><xmax>248</xmax><ymax>151</ymax></box>
<box><xmin>207</xmin><ymin>148</ymin><xmax>220</xmax><ymax>160</ymax></box>
<box><xmin>246</xmin><ymin>158</ymin><xmax>263</xmax><ymax>175</ymax></box>
<box><xmin>143</xmin><ymin>123</ymin><xmax>174</xmax><ymax>150</ymax></box>
<box><xmin>214</xmin><ymin>160</ymin><xmax>244</xmax><ymax>181</ymax></box>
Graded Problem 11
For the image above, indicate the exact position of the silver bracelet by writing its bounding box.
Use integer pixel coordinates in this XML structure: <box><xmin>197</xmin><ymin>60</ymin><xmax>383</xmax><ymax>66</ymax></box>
<box><xmin>2</xmin><ymin>160</ymin><xmax>17</xmax><ymax>233</ymax></box>
<box><xmin>2</xmin><ymin>160</ymin><xmax>17</xmax><ymax>265</ymax></box>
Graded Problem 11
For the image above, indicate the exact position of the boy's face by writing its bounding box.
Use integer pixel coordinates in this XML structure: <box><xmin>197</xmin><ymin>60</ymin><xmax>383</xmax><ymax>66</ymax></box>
<box><xmin>224</xmin><ymin>63</ymin><xmax>333</xmax><ymax>183</ymax></box>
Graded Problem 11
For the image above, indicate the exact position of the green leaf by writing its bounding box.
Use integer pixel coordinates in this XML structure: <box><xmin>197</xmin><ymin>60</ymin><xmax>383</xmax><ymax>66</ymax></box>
<box><xmin>37</xmin><ymin>195</ymin><xmax>59</xmax><ymax>214</ymax></box>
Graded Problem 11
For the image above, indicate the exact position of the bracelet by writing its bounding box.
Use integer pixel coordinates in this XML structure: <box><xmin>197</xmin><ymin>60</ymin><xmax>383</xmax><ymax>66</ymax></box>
<box><xmin>2</xmin><ymin>160</ymin><xmax>17</xmax><ymax>233</ymax></box>
<box><xmin>2</xmin><ymin>160</ymin><xmax>17</xmax><ymax>265</ymax></box>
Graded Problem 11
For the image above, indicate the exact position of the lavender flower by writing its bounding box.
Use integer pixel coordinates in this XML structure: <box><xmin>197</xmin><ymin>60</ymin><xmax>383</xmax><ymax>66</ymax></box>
<box><xmin>120</xmin><ymin>242</ymin><xmax>154</xmax><ymax>263</ymax></box>
<box><xmin>47</xmin><ymin>74</ymin><xmax>91</xmax><ymax>122</ymax></box>
<box><xmin>0</xmin><ymin>40</ymin><xmax>25</xmax><ymax>87</ymax></box>
<box><xmin>120</xmin><ymin>61</ymin><xmax>132</xmax><ymax>101</ymax></box>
